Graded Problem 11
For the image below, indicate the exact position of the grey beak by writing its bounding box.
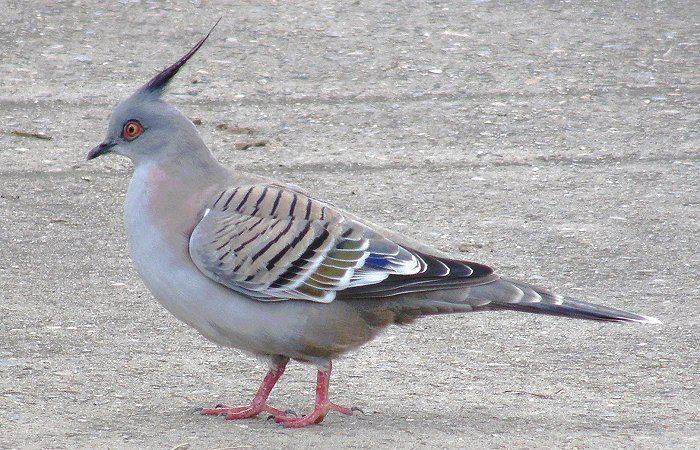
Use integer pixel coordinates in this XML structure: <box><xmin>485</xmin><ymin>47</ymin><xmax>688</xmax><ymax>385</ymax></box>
<box><xmin>87</xmin><ymin>141</ymin><xmax>116</xmax><ymax>160</ymax></box>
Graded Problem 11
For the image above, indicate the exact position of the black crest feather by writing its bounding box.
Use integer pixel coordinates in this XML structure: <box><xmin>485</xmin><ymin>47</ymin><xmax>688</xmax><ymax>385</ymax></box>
<box><xmin>140</xmin><ymin>18</ymin><xmax>221</xmax><ymax>95</ymax></box>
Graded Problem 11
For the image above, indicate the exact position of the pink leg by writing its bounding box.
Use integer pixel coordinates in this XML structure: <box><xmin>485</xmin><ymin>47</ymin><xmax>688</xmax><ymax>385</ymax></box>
<box><xmin>202</xmin><ymin>358</ymin><xmax>289</xmax><ymax>420</ymax></box>
<box><xmin>275</xmin><ymin>361</ymin><xmax>354</xmax><ymax>428</ymax></box>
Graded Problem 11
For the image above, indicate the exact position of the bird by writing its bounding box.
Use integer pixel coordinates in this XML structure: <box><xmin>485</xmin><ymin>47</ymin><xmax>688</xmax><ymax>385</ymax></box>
<box><xmin>87</xmin><ymin>22</ymin><xmax>660</xmax><ymax>428</ymax></box>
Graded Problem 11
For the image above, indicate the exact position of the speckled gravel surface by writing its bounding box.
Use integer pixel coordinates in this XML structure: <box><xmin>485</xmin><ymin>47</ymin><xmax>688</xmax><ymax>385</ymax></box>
<box><xmin>1</xmin><ymin>1</ymin><xmax>698</xmax><ymax>449</ymax></box>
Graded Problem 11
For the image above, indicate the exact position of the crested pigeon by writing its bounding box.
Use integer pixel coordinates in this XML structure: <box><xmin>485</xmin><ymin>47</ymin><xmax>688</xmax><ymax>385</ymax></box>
<box><xmin>87</xmin><ymin>23</ymin><xmax>660</xmax><ymax>428</ymax></box>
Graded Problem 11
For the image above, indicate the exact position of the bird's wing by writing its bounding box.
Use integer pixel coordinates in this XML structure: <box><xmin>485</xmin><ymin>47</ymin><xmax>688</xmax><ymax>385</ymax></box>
<box><xmin>189</xmin><ymin>184</ymin><xmax>495</xmax><ymax>303</ymax></box>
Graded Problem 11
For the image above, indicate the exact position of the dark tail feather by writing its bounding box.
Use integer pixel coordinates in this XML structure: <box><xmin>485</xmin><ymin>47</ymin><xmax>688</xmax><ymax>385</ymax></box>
<box><xmin>471</xmin><ymin>278</ymin><xmax>661</xmax><ymax>324</ymax></box>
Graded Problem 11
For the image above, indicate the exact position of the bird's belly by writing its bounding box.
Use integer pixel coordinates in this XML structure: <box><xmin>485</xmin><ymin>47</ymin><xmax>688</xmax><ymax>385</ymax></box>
<box><xmin>124</xmin><ymin>213</ymin><xmax>335</xmax><ymax>358</ymax></box>
<box><xmin>128</xmin><ymin>228</ymin><xmax>379</xmax><ymax>363</ymax></box>
<box><xmin>122</xmin><ymin>168</ymin><xmax>379</xmax><ymax>362</ymax></box>
<box><xmin>126</xmin><ymin>227</ymin><xmax>267</xmax><ymax>350</ymax></box>
<box><xmin>123</xmin><ymin>188</ymin><xmax>270</xmax><ymax>352</ymax></box>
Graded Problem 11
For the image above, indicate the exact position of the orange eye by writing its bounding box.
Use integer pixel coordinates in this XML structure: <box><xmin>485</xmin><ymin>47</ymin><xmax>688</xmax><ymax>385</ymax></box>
<box><xmin>122</xmin><ymin>120</ymin><xmax>144</xmax><ymax>140</ymax></box>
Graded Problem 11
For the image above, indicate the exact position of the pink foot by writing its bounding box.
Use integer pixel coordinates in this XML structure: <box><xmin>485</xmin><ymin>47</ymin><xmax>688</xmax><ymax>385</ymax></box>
<box><xmin>275</xmin><ymin>361</ymin><xmax>356</xmax><ymax>428</ymax></box>
<box><xmin>202</xmin><ymin>403</ymin><xmax>288</xmax><ymax>420</ymax></box>
<box><xmin>201</xmin><ymin>358</ymin><xmax>289</xmax><ymax>421</ymax></box>
<box><xmin>275</xmin><ymin>402</ymin><xmax>353</xmax><ymax>428</ymax></box>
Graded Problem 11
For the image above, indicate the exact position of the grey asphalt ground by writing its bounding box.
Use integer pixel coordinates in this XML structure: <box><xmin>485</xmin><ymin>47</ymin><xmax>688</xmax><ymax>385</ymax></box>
<box><xmin>1</xmin><ymin>1</ymin><xmax>699</xmax><ymax>448</ymax></box>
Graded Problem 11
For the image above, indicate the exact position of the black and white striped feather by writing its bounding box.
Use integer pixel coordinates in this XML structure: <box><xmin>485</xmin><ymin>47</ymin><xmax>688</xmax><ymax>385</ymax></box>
<box><xmin>189</xmin><ymin>184</ymin><xmax>490</xmax><ymax>303</ymax></box>
<box><xmin>189</xmin><ymin>183</ymin><xmax>659</xmax><ymax>324</ymax></box>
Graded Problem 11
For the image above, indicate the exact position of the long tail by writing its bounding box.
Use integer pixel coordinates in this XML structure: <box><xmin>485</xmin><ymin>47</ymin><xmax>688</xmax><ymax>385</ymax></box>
<box><xmin>467</xmin><ymin>278</ymin><xmax>661</xmax><ymax>324</ymax></box>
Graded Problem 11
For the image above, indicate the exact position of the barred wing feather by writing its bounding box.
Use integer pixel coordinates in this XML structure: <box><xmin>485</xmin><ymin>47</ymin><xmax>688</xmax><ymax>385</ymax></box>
<box><xmin>189</xmin><ymin>184</ymin><xmax>492</xmax><ymax>303</ymax></box>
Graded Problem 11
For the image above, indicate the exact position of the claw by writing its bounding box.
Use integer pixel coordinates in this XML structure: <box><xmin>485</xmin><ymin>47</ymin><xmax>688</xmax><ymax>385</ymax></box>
<box><xmin>201</xmin><ymin>359</ymin><xmax>289</xmax><ymax>421</ymax></box>
<box><xmin>350</xmin><ymin>406</ymin><xmax>366</xmax><ymax>415</ymax></box>
<box><xmin>274</xmin><ymin>362</ymin><xmax>353</xmax><ymax>428</ymax></box>
<box><xmin>203</xmin><ymin>359</ymin><xmax>354</xmax><ymax>428</ymax></box>
<box><xmin>274</xmin><ymin>402</ymin><xmax>354</xmax><ymax>428</ymax></box>
<box><xmin>267</xmin><ymin>408</ymin><xmax>299</xmax><ymax>420</ymax></box>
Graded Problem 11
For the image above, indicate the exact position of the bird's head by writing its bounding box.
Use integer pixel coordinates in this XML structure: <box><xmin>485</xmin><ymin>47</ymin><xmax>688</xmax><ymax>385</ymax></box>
<box><xmin>87</xmin><ymin>20</ymin><xmax>220</xmax><ymax>164</ymax></box>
